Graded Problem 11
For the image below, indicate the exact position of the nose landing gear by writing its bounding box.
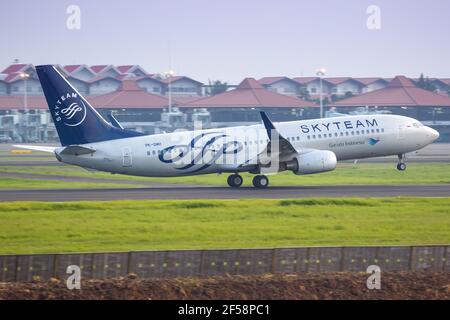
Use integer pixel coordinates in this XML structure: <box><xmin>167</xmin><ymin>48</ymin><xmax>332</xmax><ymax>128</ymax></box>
<box><xmin>397</xmin><ymin>154</ymin><xmax>406</xmax><ymax>171</ymax></box>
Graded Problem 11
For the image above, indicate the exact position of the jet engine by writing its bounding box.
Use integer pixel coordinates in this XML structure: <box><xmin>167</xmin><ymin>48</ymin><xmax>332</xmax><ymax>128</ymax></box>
<box><xmin>285</xmin><ymin>150</ymin><xmax>337</xmax><ymax>175</ymax></box>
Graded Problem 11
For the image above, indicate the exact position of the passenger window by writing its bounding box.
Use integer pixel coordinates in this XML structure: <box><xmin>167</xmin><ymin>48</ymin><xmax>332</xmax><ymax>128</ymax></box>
<box><xmin>318</xmin><ymin>134</ymin><xmax>322</xmax><ymax>139</ymax></box>
<box><xmin>307</xmin><ymin>135</ymin><xmax>311</xmax><ymax>140</ymax></box>
<box><xmin>376</xmin><ymin>129</ymin><xmax>380</xmax><ymax>133</ymax></box>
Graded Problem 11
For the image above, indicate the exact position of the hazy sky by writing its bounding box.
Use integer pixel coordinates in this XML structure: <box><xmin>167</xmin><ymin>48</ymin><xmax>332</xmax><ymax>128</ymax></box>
<box><xmin>1</xmin><ymin>0</ymin><xmax>449</xmax><ymax>83</ymax></box>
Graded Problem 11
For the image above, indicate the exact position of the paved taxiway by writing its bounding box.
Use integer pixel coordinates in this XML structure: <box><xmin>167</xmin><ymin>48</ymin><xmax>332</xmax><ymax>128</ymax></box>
<box><xmin>0</xmin><ymin>184</ymin><xmax>449</xmax><ymax>202</ymax></box>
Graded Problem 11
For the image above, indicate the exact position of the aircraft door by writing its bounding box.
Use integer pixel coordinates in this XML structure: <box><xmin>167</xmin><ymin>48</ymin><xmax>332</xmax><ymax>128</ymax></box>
<box><xmin>122</xmin><ymin>147</ymin><xmax>133</xmax><ymax>167</ymax></box>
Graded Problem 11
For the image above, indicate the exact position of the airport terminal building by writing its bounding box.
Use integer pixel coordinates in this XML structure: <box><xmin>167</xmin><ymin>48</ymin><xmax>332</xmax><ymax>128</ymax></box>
<box><xmin>1</xmin><ymin>63</ymin><xmax>450</xmax><ymax>142</ymax></box>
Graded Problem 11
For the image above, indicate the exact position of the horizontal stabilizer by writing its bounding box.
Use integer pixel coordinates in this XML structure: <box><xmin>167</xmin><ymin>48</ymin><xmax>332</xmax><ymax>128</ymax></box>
<box><xmin>12</xmin><ymin>145</ymin><xmax>57</xmax><ymax>153</ymax></box>
<box><xmin>60</xmin><ymin>145</ymin><xmax>96</xmax><ymax>155</ymax></box>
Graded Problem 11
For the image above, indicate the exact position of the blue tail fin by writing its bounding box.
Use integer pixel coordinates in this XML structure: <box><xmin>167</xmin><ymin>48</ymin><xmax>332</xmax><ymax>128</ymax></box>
<box><xmin>36</xmin><ymin>65</ymin><xmax>144</xmax><ymax>146</ymax></box>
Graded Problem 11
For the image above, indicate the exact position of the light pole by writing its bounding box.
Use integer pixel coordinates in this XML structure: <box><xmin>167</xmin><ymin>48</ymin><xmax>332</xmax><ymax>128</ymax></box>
<box><xmin>19</xmin><ymin>72</ymin><xmax>29</xmax><ymax>142</ymax></box>
<box><xmin>166</xmin><ymin>69</ymin><xmax>175</xmax><ymax>114</ymax></box>
<box><xmin>316</xmin><ymin>68</ymin><xmax>326</xmax><ymax>118</ymax></box>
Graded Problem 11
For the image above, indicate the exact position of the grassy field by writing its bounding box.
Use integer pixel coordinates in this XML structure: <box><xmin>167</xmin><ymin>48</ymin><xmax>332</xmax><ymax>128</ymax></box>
<box><xmin>0</xmin><ymin>177</ymin><xmax>142</xmax><ymax>190</ymax></box>
<box><xmin>0</xmin><ymin>163</ymin><xmax>450</xmax><ymax>187</ymax></box>
<box><xmin>0</xmin><ymin>197</ymin><xmax>449</xmax><ymax>254</ymax></box>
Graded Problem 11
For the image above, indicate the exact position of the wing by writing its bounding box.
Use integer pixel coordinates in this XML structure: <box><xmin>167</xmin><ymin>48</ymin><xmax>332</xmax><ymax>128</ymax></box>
<box><xmin>259</xmin><ymin>111</ymin><xmax>298</xmax><ymax>160</ymax></box>
<box><xmin>239</xmin><ymin>112</ymin><xmax>298</xmax><ymax>171</ymax></box>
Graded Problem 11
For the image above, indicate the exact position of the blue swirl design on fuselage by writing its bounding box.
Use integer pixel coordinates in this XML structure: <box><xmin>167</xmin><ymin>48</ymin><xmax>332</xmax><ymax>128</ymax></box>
<box><xmin>158</xmin><ymin>132</ymin><xmax>243</xmax><ymax>173</ymax></box>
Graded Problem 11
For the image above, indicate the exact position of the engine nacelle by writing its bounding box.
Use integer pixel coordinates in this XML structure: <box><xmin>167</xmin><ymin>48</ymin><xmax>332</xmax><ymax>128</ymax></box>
<box><xmin>286</xmin><ymin>150</ymin><xmax>337</xmax><ymax>175</ymax></box>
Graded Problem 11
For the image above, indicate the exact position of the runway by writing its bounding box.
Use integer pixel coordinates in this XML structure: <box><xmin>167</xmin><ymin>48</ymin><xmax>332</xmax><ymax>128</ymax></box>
<box><xmin>1</xmin><ymin>184</ymin><xmax>449</xmax><ymax>202</ymax></box>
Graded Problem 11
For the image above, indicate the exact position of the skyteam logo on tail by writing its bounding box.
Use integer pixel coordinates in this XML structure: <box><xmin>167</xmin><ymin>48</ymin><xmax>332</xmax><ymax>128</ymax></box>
<box><xmin>368</xmin><ymin>138</ymin><xmax>380</xmax><ymax>146</ymax></box>
<box><xmin>53</xmin><ymin>92</ymin><xmax>87</xmax><ymax>127</ymax></box>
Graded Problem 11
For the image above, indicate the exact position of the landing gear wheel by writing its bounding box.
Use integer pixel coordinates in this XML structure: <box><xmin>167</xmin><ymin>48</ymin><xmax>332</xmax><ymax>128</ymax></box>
<box><xmin>252</xmin><ymin>175</ymin><xmax>269</xmax><ymax>188</ymax></box>
<box><xmin>227</xmin><ymin>174</ymin><xmax>243</xmax><ymax>188</ymax></box>
<box><xmin>397</xmin><ymin>154</ymin><xmax>406</xmax><ymax>171</ymax></box>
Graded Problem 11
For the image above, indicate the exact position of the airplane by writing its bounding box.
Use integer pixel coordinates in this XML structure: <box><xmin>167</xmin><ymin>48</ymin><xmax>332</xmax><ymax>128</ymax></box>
<box><xmin>15</xmin><ymin>65</ymin><xmax>440</xmax><ymax>188</ymax></box>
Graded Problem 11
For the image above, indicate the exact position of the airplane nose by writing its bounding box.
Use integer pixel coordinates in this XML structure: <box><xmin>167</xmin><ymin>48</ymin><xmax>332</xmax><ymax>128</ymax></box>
<box><xmin>425</xmin><ymin>127</ymin><xmax>440</xmax><ymax>142</ymax></box>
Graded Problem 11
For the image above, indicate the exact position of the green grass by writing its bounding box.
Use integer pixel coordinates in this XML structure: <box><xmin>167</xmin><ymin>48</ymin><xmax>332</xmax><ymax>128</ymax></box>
<box><xmin>0</xmin><ymin>197</ymin><xmax>448</xmax><ymax>254</ymax></box>
<box><xmin>0</xmin><ymin>163</ymin><xmax>449</xmax><ymax>186</ymax></box>
<box><xmin>0</xmin><ymin>177</ymin><xmax>142</xmax><ymax>190</ymax></box>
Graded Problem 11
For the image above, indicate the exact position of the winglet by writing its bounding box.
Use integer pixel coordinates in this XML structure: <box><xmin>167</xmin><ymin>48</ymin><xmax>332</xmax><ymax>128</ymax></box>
<box><xmin>107</xmin><ymin>113</ymin><xmax>124</xmax><ymax>130</ymax></box>
<box><xmin>260</xmin><ymin>111</ymin><xmax>276</xmax><ymax>140</ymax></box>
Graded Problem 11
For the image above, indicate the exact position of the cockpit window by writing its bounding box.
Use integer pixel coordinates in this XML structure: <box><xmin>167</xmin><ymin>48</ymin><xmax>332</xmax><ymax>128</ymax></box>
<box><xmin>413</xmin><ymin>122</ymin><xmax>423</xmax><ymax>128</ymax></box>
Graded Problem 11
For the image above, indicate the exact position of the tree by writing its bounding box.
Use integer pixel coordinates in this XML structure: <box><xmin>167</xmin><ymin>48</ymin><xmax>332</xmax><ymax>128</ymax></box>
<box><xmin>207</xmin><ymin>80</ymin><xmax>228</xmax><ymax>95</ymax></box>
<box><xmin>416</xmin><ymin>73</ymin><xmax>436</xmax><ymax>92</ymax></box>
<box><xmin>298</xmin><ymin>86</ymin><xmax>310</xmax><ymax>101</ymax></box>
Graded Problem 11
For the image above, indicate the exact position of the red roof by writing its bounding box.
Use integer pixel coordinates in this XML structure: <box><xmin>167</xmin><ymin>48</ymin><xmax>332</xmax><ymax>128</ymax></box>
<box><xmin>354</xmin><ymin>77</ymin><xmax>388</xmax><ymax>85</ymax></box>
<box><xmin>173</xmin><ymin>96</ymin><xmax>204</xmax><ymax>105</ymax></box>
<box><xmin>324</xmin><ymin>77</ymin><xmax>357</xmax><ymax>85</ymax></box>
<box><xmin>1</xmin><ymin>64</ymin><xmax>27</xmax><ymax>74</ymax></box>
<box><xmin>88</xmin><ymin>75</ymin><xmax>121</xmax><ymax>83</ymax></box>
<box><xmin>116</xmin><ymin>65</ymin><xmax>134</xmax><ymax>73</ymax></box>
<box><xmin>0</xmin><ymin>86</ymin><xmax>171</xmax><ymax>110</ymax></box>
<box><xmin>257</xmin><ymin>76</ymin><xmax>297</xmax><ymax>85</ymax></box>
<box><xmin>4</xmin><ymin>73</ymin><xmax>21</xmax><ymax>82</ymax></box>
<box><xmin>63</xmin><ymin>65</ymin><xmax>82</xmax><ymax>73</ymax></box>
<box><xmin>90</xmin><ymin>65</ymin><xmax>109</xmax><ymax>73</ymax></box>
<box><xmin>88</xmin><ymin>80</ymin><xmax>170</xmax><ymax>109</ymax></box>
<box><xmin>0</xmin><ymin>96</ymin><xmax>48</xmax><ymax>110</ymax></box>
<box><xmin>330</xmin><ymin>76</ymin><xmax>450</xmax><ymax>107</ymax></box>
<box><xmin>292</xmin><ymin>77</ymin><xmax>319</xmax><ymax>85</ymax></box>
<box><xmin>163</xmin><ymin>76</ymin><xmax>203</xmax><ymax>85</ymax></box>
<box><xmin>186</xmin><ymin>78</ymin><xmax>316</xmax><ymax>108</ymax></box>
<box><xmin>134</xmin><ymin>75</ymin><xmax>164</xmax><ymax>84</ymax></box>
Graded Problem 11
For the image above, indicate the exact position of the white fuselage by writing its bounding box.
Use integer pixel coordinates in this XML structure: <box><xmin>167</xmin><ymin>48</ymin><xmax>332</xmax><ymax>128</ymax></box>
<box><xmin>56</xmin><ymin>114</ymin><xmax>439</xmax><ymax>177</ymax></box>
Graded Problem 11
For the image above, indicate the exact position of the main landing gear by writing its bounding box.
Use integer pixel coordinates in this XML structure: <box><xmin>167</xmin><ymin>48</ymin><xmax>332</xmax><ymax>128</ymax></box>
<box><xmin>227</xmin><ymin>174</ymin><xmax>243</xmax><ymax>188</ymax></box>
<box><xmin>397</xmin><ymin>154</ymin><xmax>407</xmax><ymax>171</ymax></box>
<box><xmin>252</xmin><ymin>175</ymin><xmax>269</xmax><ymax>188</ymax></box>
<box><xmin>226</xmin><ymin>174</ymin><xmax>269</xmax><ymax>188</ymax></box>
